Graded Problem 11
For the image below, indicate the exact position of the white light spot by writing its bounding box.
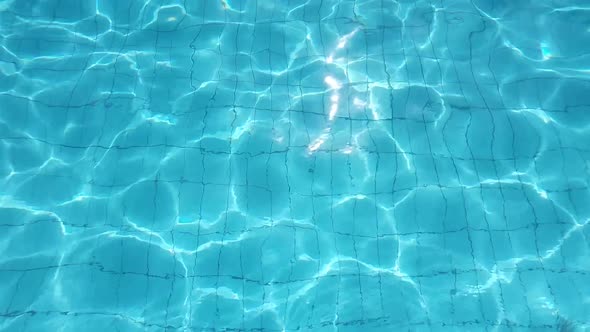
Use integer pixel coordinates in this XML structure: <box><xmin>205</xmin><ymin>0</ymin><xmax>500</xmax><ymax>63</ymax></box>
<box><xmin>335</xmin><ymin>28</ymin><xmax>360</xmax><ymax>50</ymax></box>
<box><xmin>324</xmin><ymin>76</ymin><xmax>341</xmax><ymax>89</ymax></box>
<box><xmin>353</xmin><ymin>97</ymin><xmax>366</xmax><ymax>107</ymax></box>
<box><xmin>308</xmin><ymin>138</ymin><xmax>324</xmax><ymax>152</ymax></box>
<box><xmin>540</xmin><ymin>42</ymin><xmax>552</xmax><ymax>60</ymax></box>
<box><xmin>329</xmin><ymin>103</ymin><xmax>338</xmax><ymax>121</ymax></box>
<box><xmin>308</xmin><ymin>132</ymin><xmax>329</xmax><ymax>153</ymax></box>
<box><xmin>368</xmin><ymin>103</ymin><xmax>380</xmax><ymax>120</ymax></box>
<box><xmin>341</xmin><ymin>146</ymin><xmax>353</xmax><ymax>154</ymax></box>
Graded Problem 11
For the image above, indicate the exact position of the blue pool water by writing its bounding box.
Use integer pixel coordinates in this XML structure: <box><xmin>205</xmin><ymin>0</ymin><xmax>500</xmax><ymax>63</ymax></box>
<box><xmin>1</xmin><ymin>0</ymin><xmax>589</xmax><ymax>330</ymax></box>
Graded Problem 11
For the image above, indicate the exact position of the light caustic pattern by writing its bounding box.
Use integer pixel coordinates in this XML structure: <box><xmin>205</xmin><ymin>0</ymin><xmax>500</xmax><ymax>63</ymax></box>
<box><xmin>0</xmin><ymin>0</ymin><xmax>590</xmax><ymax>331</ymax></box>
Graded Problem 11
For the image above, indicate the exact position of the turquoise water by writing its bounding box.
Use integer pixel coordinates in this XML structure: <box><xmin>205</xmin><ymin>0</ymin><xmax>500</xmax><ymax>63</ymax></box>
<box><xmin>1</xmin><ymin>0</ymin><xmax>589</xmax><ymax>330</ymax></box>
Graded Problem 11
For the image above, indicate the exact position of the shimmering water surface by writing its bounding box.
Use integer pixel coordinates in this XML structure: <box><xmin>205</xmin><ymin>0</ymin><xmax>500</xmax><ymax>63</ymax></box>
<box><xmin>1</xmin><ymin>0</ymin><xmax>590</xmax><ymax>331</ymax></box>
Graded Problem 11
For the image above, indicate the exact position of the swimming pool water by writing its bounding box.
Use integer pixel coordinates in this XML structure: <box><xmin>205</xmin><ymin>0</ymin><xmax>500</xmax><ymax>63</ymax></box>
<box><xmin>1</xmin><ymin>0</ymin><xmax>589</xmax><ymax>331</ymax></box>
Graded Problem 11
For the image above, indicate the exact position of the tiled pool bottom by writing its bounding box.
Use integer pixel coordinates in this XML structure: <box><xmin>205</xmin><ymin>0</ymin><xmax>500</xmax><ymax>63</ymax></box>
<box><xmin>1</xmin><ymin>0</ymin><xmax>590</xmax><ymax>331</ymax></box>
